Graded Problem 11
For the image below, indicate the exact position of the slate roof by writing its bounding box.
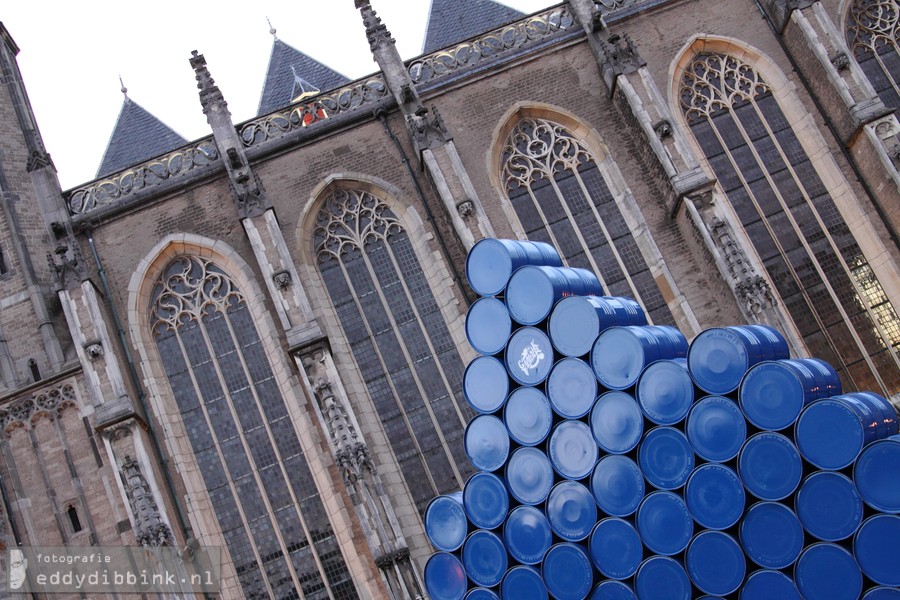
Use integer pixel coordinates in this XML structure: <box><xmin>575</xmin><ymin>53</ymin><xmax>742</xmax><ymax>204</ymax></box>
<box><xmin>257</xmin><ymin>39</ymin><xmax>351</xmax><ymax>116</ymax></box>
<box><xmin>96</xmin><ymin>97</ymin><xmax>188</xmax><ymax>180</ymax></box>
<box><xmin>422</xmin><ymin>0</ymin><xmax>526</xmax><ymax>54</ymax></box>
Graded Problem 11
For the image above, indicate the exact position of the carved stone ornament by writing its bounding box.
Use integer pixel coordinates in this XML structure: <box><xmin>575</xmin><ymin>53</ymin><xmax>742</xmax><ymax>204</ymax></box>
<box><xmin>831</xmin><ymin>52</ymin><xmax>851</xmax><ymax>71</ymax></box>
<box><xmin>48</xmin><ymin>243</ymin><xmax>85</xmax><ymax>289</ymax></box>
<box><xmin>121</xmin><ymin>455</ymin><xmax>173</xmax><ymax>547</ymax></box>
<box><xmin>875</xmin><ymin>117</ymin><xmax>898</xmax><ymax>139</ymax></box>
<box><xmin>0</xmin><ymin>384</ymin><xmax>78</xmax><ymax>437</ymax></box>
<box><xmin>189</xmin><ymin>51</ymin><xmax>226</xmax><ymax>116</ymax></box>
<box><xmin>356</xmin><ymin>0</ymin><xmax>396</xmax><ymax>52</ymax></box>
<box><xmin>601</xmin><ymin>33</ymin><xmax>646</xmax><ymax>76</ymax></box>
<box><xmin>457</xmin><ymin>200</ymin><xmax>476</xmax><ymax>218</ymax></box>
<box><xmin>654</xmin><ymin>119</ymin><xmax>673</xmax><ymax>139</ymax></box>
<box><xmin>84</xmin><ymin>341</ymin><xmax>104</xmax><ymax>360</ymax></box>
<box><xmin>408</xmin><ymin>106</ymin><xmax>450</xmax><ymax>152</ymax></box>
<box><xmin>272</xmin><ymin>270</ymin><xmax>292</xmax><ymax>289</ymax></box>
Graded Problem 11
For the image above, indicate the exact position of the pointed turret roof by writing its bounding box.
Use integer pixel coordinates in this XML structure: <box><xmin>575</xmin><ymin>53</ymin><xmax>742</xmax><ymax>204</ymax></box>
<box><xmin>422</xmin><ymin>0</ymin><xmax>525</xmax><ymax>54</ymax></box>
<box><xmin>96</xmin><ymin>93</ymin><xmax>188</xmax><ymax>179</ymax></box>
<box><xmin>257</xmin><ymin>39</ymin><xmax>351</xmax><ymax>115</ymax></box>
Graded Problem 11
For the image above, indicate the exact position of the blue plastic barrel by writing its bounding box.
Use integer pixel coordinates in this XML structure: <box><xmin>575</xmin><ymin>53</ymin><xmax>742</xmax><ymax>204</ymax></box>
<box><xmin>589</xmin><ymin>518</ymin><xmax>642</xmax><ymax>580</ymax></box>
<box><xmin>846</xmin><ymin>391</ymin><xmax>899</xmax><ymax>438</ymax></box>
<box><xmin>542</xmin><ymin>543</ymin><xmax>594</xmax><ymax>600</ymax></box>
<box><xmin>636</xmin><ymin>491</ymin><xmax>694</xmax><ymax>556</ymax></box>
<box><xmin>424</xmin><ymin>552</ymin><xmax>468</xmax><ymax>600</ymax></box>
<box><xmin>465</xmin><ymin>589</ymin><xmax>500</xmax><ymax>600</ymax></box>
<box><xmin>590</xmin><ymin>390</ymin><xmax>643</xmax><ymax>454</ymax></box>
<box><xmin>740</xmin><ymin>501</ymin><xmax>804</xmax><ymax>569</ymax></box>
<box><xmin>466</xmin><ymin>238</ymin><xmax>561</xmax><ymax>297</ymax></box>
<box><xmin>805</xmin><ymin>357</ymin><xmax>842</xmax><ymax>396</ymax></box>
<box><xmin>590</xmin><ymin>454</ymin><xmax>645</xmax><ymax>517</ymax></box>
<box><xmin>687</xmin><ymin>325</ymin><xmax>788</xmax><ymax>395</ymax></box>
<box><xmin>686</xmin><ymin>531</ymin><xmax>746</xmax><ymax>596</ymax></box>
<box><xmin>466</xmin><ymin>297</ymin><xmax>513</xmax><ymax>356</ymax></box>
<box><xmin>504</xmin><ymin>386</ymin><xmax>553</xmax><ymax>447</ymax></box>
<box><xmin>864</xmin><ymin>588</ymin><xmax>900</xmax><ymax>599</ymax></box>
<box><xmin>591</xmin><ymin>581</ymin><xmax>637</xmax><ymax>600</ymax></box>
<box><xmin>740</xmin><ymin>570</ymin><xmax>801</xmax><ymax>600</ymax></box>
<box><xmin>794</xmin><ymin>543</ymin><xmax>862</xmax><ymax>600</ymax></box>
<box><xmin>462</xmin><ymin>529</ymin><xmax>508</xmax><ymax>588</ymax></box>
<box><xmin>635</xmin><ymin>556</ymin><xmax>691</xmax><ymax>600</ymax></box>
<box><xmin>738</xmin><ymin>432</ymin><xmax>802</xmax><ymax>501</ymax></box>
<box><xmin>506</xmin><ymin>326</ymin><xmax>555</xmax><ymax>386</ymax></box>
<box><xmin>424</xmin><ymin>492</ymin><xmax>467</xmax><ymax>552</ymax></box>
<box><xmin>506</xmin><ymin>265</ymin><xmax>603</xmax><ymax>326</ymax></box>
<box><xmin>501</xmin><ymin>565</ymin><xmax>548</xmax><ymax>600</ymax></box>
<box><xmin>796</xmin><ymin>397</ymin><xmax>879</xmax><ymax>470</ymax></box>
<box><xmin>795</xmin><ymin>471</ymin><xmax>862</xmax><ymax>541</ymax></box>
<box><xmin>464</xmin><ymin>356</ymin><xmax>509</xmax><ymax>414</ymax></box>
<box><xmin>503</xmin><ymin>505</ymin><xmax>553</xmax><ymax>565</ymax></box>
<box><xmin>685</xmin><ymin>463</ymin><xmax>745</xmax><ymax>530</ymax></box>
<box><xmin>740</xmin><ymin>359</ymin><xmax>828</xmax><ymax>430</ymax></box>
<box><xmin>636</xmin><ymin>358</ymin><xmax>694</xmax><ymax>426</ymax></box>
<box><xmin>591</xmin><ymin>326</ymin><xmax>686</xmax><ymax>390</ymax></box>
<box><xmin>854</xmin><ymin>435</ymin><xmax>900</xmax><ymax>513</ymax></box>
<box><xmin>506</xmin><ymin>446</ymin><xmax>555</xmax><ymax>505</ymax></box>
<box><xmin>854</xmin><ymin>514</ymin><xmax>900</xmax><ymax>586</ymax></box>
<box><xmin>463</xmin><ymin>471</ymin><xmax>509</xmax><ymax>531</ymax></box>
<box><xmin>686</xmin><ymin>396</ymin><xmax>746</xmax><ymax>462</ymax></box>
<box><xmin>638</xmin><ymin>427</ymin><xmax>694</xmax><ymax>490</ymax></box>
<box><xmin>548</xmin><ymin>420</ymin><xmax>598</xmax><ymax>480</ymax></box>
<box><xmin>547</xmin><ymin>357</ymin><xmax>597</xmax><ymax>419</ymax></box>
<box><xmin>549</xmin><ymin>295</ymin><xmax>646</xmax><ymax>358</ymax></box>
<box><xmin>465</xmin><ymin>415</ymin><xmax>509</xmax><ymax>472</ymax></box>
<box><xmin>546</xmin><ymin>480</ymin><xmax>597</xmax><ymax>542</ymax></box>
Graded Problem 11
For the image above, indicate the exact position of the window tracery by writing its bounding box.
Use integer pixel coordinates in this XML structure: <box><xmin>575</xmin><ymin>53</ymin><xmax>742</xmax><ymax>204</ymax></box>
<box><xmin>847</xmin><ymin>0</ymin><xmax>900</xmax><ymax>109</ymax></box>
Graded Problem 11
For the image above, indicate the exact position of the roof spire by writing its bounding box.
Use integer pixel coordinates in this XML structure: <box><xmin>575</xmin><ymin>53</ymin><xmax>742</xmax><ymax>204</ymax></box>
<box><xmin>267</xmin><ymin>17</ymin><xmax>278</xmax><ymax>41</ymax></box>
<box><xmin>355</xmin><ymin>0</ymin><xmax>395</xmax><ymax>51</ymax></box>
<box><xmin>119</xmin><ymin>76</ymin><xmax>128</xmax><ymax>99</ymax></box>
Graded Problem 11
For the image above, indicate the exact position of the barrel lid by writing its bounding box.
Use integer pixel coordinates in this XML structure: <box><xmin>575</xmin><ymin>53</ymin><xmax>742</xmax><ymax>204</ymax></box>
<box><xmin>424</xmin><ymin>552</ymin><xmax>467</xmax><ymax>600</ymax></box>
<box><xmin>739</xmin><ymin>432</ymin><xmax>802</xmax><ymax>501</ymax></box>
<box><xmin>463</xmin><ymin>472</ymin><xmax>509</xmax><ymax>530</ymax></box>
<box><xmin>465</xmin><ymin>588</ymin><xmax>500</xmax><ymax>600</ymax></box>
<box><xmin>546</xmin><ymin>481</ymin><xmax>597</xmax><ymax>542</ymax></box>
<box><xmin>637</xmin><ymin>491</ymin><xmax>693</xmax><ymax>556</ymax></box>
<box><xmin>864</xmin><ymin>588</ymin><xmax>900</xmax><ymax>599</ymax></box>
<box><xmin>465</xmin><ymin>415</ymin><xmax>509</xmax><ymax>472</ymax></box>
<box><xmin>854</xmin><ymin>514</ymin><xmax>900</xmax><ymax>586</ymax></box>
<box><xmin>542</xmin><ymin>543</ymin><xmax>594</xmax><ymax>600</ymax></box>
<box><xmin>636</xmin><ymin>359</ymin><xmax>694</xmax><ymax>425</ymax></box>
<box><xmin>589</xmin><ymin>518</ymin><xmax>642</xmax><ymax>580</ymax></box>
<box><xmin>466</xmin><ymin>297</ymin><xmax>512</xmax><ymax>355</ymax></box>
<box><xmin>686</xmin><ymin>396</ymin><xmax>746</xmax><ymax>462</ymax></box>
<box><xmin>686</xmin><ymin>531</ymin><xmax>746</xmax><ymax>596</ymax></box>
<box><xmin>590</xmin><ymin>454</ymin><xmax>645</xmax><ymax>517</ymax></box>
<box><xmin>549</xmin><ymin>420</ymin><xmax>598</xmax><ymax>480</ymax></box>
<box><xmin>740</xmin><ymin>570</ymin><xmax>801</xmax><ymax>600</ymax></box>
<box><xmin>504</xmin><ymin>386</ymin><xmax>553</xmax><ymax>447</ymax></box>
<box><xmin>796</xmin><ymin>471</ymin><xmax>862</xmax><ymax>541</ymax></box>
<box><xmin>635</xmin><ymin>556</ymin><xmax>691</xmax><ymax>600</ymax></box>
<box><xmin>638</xmin><ymin>427</ymin><xmax>694</xmax><ymax>490</ymax></box>
<box><xmin>549</xmin><ymin>295</ymin><xmax>601</xmax><ymax>357</ymax></box>
<box><xmin>687</xmin><ymin>327</ymin><xmax>749</xmax><ymax>394</ymax></box>
<box><xmin>466</xmin><ymin>238</ymin><xmax>516</xmax><ymax>296</ymax></box>
<box><xmin>854</xmin><ymin>437</ymin><xmax>900</xmax><ymax>513</ymax></box>
<box><xmin>591</xmin><ymin>580</ymin><xmax>637</xmax><ymax>600</ymax></box>
<box><xmin>547</xmin><ymin>357</ymin><xmax>597</xmax><ymax>418</ymax></box>
<box><xmin>506</xmin><ymin>327</ymin><xmax>554</xmax><ymax>385</ymax></box>
<box><xmin>464</xmin><ymin>356</ymin><xmax>509</xmax><ymax>414</ymax></box>
<box><xmin>685</xmin><ymin>463</ymin><xmax>745</xmax><ymax>530</ymax></box>
<box><xmin>796</xmin><ymin>399</ymin><xmax>865</xmax><ymax>470</ymax></box>
<box><xmin>739</xmin><ymin>361</ymin><xmax>805</xmax><ymax>430</ymax></box>
<box><xmin>740</xmin><ymin>502</ymin><xmax>804</xmax><ymax>569</ymax></box>
<box><xmin>590</xmin><ymin>391</ymin><xmax>643</xmax><ymax>454</ymax></box>
<box><xmin>424</xmin><ymin>493</ymin><xmax>466</xmax><ymax>551</ymax></box>
<box><xmin>506</xmin><ymin>446</ymin><xmax>554</xmax><ymax>505</ymax></box>
<box><xmin>462</xmin><ymin>530</ymin><xmax>507</xmax><ymax>588</ymax></box>
<box><xmin>503</xmin><ymin>505</ymin><xmax>552</xmax><ymax>565</ymax></box>
<box><xmin>501</xmin><ymin>565</ymin><xmax>548</xmax><ymax>600</ymax></box>
<box><xmin>795</xmin><ymin>543</ymin><xmax>862</xmax><ymax>600</ymax></box>
<box><xmin>592</xmin><ymin>327</ymin><xmax>655</xmax><ymax>390</ymax></box>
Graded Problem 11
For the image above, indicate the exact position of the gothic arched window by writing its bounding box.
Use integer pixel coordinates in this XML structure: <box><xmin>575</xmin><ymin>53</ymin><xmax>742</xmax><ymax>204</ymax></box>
<box><xmin>151</xmin><ymin>256</ymin><xmax>358</xmax><ymax>600</ymax></box>
<box><xmin>680</xmin><ymin>51</ymin><xmax>900</xmax><ymax>394</ymax></box>
<box><xmin>314</xmin><ymin>188</ymin><xmax>472</xmax><ymax>513</ymax></box>
<box><xmin>847</xmin><ymin>0</ymin><xmax>900</xmax><ymax>110</ymax></box>
<box><xmin>501</xmin><ymin>117</ymin><xmax>675</xmax><ymax>325</ymax></box>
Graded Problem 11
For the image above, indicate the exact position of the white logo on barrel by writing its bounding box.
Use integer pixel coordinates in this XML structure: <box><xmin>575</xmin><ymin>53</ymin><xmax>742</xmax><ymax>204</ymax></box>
<box><xmin>518</xmin><ymin>339</ymin><xmax>545</xmax><ymax>375</ymax></box>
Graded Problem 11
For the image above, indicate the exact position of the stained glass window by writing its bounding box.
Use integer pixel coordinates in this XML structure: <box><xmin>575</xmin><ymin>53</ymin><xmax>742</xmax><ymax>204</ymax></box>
<box><xmin>847</xmin><ymin>0</ymin><xmax>900</xmax><ymax>110</ymax></box>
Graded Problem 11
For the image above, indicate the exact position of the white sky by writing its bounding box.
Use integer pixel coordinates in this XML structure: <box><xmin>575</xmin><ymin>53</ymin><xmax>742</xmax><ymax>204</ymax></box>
<box><xmin>2</xmin><ymin>0</ymin><xmax>552</xmax><ymax>190</ymax></box>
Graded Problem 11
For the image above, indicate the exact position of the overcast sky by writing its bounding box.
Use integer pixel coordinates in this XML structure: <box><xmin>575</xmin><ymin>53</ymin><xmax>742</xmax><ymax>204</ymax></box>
<box><xmin>2</xmin><ymin>0</ymin><xmax>552</xmax><ymax>190</ymax></box>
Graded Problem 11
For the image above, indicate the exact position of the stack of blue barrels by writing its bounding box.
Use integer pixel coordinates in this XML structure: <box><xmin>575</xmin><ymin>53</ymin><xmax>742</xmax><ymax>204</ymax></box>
<box><xmin>423</xmin><ymin>238</ymin><xmax>900</xmax><ymax>600</ymax></box>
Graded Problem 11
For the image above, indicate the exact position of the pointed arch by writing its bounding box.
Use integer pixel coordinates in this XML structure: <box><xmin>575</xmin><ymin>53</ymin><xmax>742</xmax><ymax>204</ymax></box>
<box><xmin>128</xmin><ymin>235</ymin><xmax>359</xmax><ymax>600</ymax></box>
<box><xmin>671</xmin><ymin>36</ymin><xmax>900</xmax><ymax>395</ymax></box>
<box><xmin>489</xmin><ymin>102</ymin><xmax>682</xmax><ymax>326</ymax></box>
<box><xmin>301</xmin><ymin>178</ymin><xmax>474</xmax><ymax>515</ymax></box>
<box><xmin>845</xmin><ymin>0</ymin><xmax>900</xmax><ymax>111</ymax></box>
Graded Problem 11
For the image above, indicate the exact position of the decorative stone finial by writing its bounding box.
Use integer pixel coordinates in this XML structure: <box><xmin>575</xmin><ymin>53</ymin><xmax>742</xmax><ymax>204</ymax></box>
<box><xmin>356</xmin><ymin>0</ymin><xmax>395</xmax><ymax>51</ymax></box>
<box><xmin>267</xmin><ymin>17</ymin><xmax>278</xmax><ymax>40</ymax></box>
<box><xmin>190</xmin><ymin>50</ymin><xmax>226</xmax><ymax>115</ymax></box>
<box><xmin>119</xmin><ymin>76</ymin><xmax>128</xmax><ymax>98</ymax></box>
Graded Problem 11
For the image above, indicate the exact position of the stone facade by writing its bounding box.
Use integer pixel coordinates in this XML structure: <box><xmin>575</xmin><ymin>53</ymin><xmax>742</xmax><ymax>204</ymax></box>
<box><xmin>0</xmin><ymin>0</ymin><xmax>898</xmax><ymax>597</ymax></box>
